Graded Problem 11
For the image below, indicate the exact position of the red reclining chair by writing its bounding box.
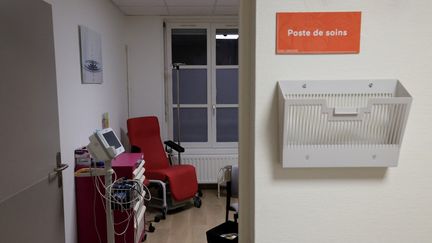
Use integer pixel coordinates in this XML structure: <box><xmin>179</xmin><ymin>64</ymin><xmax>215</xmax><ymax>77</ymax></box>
<box><xmin>127</xmin><ymin>116</ymin><xmax>201</xmax><ymax>217</ymax></box>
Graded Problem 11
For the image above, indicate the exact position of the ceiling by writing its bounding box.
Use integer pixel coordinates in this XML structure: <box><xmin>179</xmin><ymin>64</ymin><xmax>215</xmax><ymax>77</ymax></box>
<box><xmin>111</xmin><ymin>0</ymin><xmax>239</xmax><ymax>16</ymax></box>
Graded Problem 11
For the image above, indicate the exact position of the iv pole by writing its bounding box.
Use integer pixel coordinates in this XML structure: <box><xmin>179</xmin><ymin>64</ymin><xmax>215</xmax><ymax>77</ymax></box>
<box><xmin>87</xmin><ymin>133</ymin><xmax>120</xmax><ymax>243</ymax></box>
<box><xmin>172</xmin><ymin>63</ymin><xmax>184</xmax><ymax>164</ymax></box>
<box><xmin>104</xmin><ymin>160</ymin><xmax>115</xmax><ymax>243</ymax></box>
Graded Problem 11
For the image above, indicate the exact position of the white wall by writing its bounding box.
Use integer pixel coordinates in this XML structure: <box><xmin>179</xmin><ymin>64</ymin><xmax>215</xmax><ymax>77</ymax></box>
<box><xmin>124</xmin><ymin>16</ymin><xmax>167</xmax><ymax>138</ymax></box>
<box><xmin>251</xmin><ymin>1</ymin><xmax>432</xmax><ymax>242</ymax></box>
<box><xmin>48</xmin><ymin>1</ymin><xmax>127</xmax><ymax>242</ymax></box>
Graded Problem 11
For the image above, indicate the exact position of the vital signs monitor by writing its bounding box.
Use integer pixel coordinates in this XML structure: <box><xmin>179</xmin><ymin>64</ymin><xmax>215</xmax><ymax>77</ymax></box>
<box><xmin>87</xmin><ymin>128</ymin><xmax>125</xmax><ymax>161</ymax></box>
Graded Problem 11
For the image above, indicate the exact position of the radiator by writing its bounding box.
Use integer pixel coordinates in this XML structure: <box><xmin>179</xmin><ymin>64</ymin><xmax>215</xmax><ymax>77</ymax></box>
<box><xmin>175</xmin><ymin>155</ymin><xmax>238</xmax><ymax>183</ymax></box>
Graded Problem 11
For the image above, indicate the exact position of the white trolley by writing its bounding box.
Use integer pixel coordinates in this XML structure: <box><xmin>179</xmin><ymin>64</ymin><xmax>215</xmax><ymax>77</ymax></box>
<box><xmin>278</xmin><ymin>79</ymin><xmax>412</xmax><ymax>168</ymax></box>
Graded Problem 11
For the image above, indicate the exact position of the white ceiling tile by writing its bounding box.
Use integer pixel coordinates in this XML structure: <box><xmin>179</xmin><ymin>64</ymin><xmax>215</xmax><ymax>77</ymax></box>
<box><xmin>216</xmin><ymin>0</ymin><xmax>239</xmax><ymax>7</ymax></box>
<box><xmin>119</xmin><ymin>6</ymin><xmax>169</xmax><ymax>15</ymax></box>
<box><xmin>213</xmin><ymin>6</ymin><xmax>238</xmax><ymax>16</ymax></box>
<box><xmin>112</xmin><ymin>0</ymin><xmax>239</xmax><ymax>16</ymax></box>
<box><xmin>168</xmin><ymin>6</ymin><xmax>213</xmax><ymax>15</ymax></box>
<box><xmin>165</xmin><ymin>0</ymin><xmax>216</xmax><ymax>7</ymax></box>
<box><xmin>112</xmin><ymin>0</ymin><xmax>165</xmax><ymax>7</ymax></box>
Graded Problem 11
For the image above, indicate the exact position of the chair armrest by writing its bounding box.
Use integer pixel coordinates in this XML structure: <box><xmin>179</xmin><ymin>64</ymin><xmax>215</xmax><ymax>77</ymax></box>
<box><xmin>164</xmin><ymin>140</ymin><xmax>185</xmax><ymax>153</ymax></box>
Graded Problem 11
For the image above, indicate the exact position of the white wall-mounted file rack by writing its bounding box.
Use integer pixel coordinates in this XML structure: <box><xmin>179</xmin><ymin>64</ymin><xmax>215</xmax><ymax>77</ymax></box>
<box><xmin>278</xmin><ymin>79</ymin><xmax>412</xmax><ymax>168</ymax></box>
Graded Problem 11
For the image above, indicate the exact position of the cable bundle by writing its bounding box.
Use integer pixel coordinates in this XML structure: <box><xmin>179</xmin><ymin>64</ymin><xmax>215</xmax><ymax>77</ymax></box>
<box><xmin>90</xmin><ymin>168</ymin><xmax>152</xmax><ymax>243</ymax></box>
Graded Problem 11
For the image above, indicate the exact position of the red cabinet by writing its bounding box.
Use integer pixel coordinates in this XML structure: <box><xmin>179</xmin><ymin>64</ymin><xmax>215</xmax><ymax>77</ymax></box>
<box><xmin>75</xmin><ymin>153</ymin><xmax>146</xmax><ymax>243</ymax></box>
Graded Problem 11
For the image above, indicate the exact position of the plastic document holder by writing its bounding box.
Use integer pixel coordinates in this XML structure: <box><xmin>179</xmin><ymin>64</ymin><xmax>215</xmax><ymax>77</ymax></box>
<box><xmin>278</xmin><ymin>79</ymin><xmax>412</xmax><ymax>168</ymax></box>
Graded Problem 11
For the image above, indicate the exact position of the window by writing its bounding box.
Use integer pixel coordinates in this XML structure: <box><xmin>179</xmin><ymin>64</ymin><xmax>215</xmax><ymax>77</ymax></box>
<box><xmin>166</xmin><ymin>23</ymin><xmax>239</xmax><ymax>151</ymax></box>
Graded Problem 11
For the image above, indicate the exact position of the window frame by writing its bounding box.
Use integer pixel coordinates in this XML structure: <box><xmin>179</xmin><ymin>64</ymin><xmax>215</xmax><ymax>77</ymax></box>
<box><xmin>165</xmin><ymin>22</ymin><xmax>239</xmax><ymax>152</ymax></box>
<box><xmin>211</xmin><ymin>24</ymin><xmax>239</xmax><ymax>148</ymax></box>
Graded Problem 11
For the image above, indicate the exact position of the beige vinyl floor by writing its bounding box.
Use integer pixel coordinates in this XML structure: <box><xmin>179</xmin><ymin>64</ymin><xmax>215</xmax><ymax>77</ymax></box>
<box><xmin>145</xmin><ymin>189</ymin><xmax>236</xmax><ymax>243</ymax></box>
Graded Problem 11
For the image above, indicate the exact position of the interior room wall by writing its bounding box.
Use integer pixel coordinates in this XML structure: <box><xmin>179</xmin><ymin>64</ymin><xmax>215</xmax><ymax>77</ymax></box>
<box><xmin>47</xmin><ymin>0</ymin><xmax>127</xmax><ymax>242</ymax></box>
<box><xmin>124</xmin><ymin>16</ymin><xmax>167</xmax><ymax>138</ymax></box>
<box><xmin>251</xmin><ymin>1</ymin><xmax>432</xmax><ymax>242</ymax></box>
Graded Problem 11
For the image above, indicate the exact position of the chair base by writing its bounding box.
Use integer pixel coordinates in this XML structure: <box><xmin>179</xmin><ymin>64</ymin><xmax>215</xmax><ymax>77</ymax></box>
<box><xmin>147</xmin><ymin>179</ymin><xmax>201</xmax><ymax>218</ymax></box>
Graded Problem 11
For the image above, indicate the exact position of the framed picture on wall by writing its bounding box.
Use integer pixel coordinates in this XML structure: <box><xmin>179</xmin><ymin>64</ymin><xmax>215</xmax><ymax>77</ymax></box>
<box><xmin>79</xmin><ymin>25</ymin><xmax>103</xmax><ymax>84</ymax></box>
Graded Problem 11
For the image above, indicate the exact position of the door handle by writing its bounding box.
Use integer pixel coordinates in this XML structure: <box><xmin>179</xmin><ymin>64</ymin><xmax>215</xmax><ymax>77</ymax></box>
<box><xmin>54</xmin><ymin>163</ymin><xmax>69</xmax><ymax>172</ymax></box>
<box><xmin>49</xmin><ymin>152</ymin><xmax>69</xmax><ymax>188</ymax></box>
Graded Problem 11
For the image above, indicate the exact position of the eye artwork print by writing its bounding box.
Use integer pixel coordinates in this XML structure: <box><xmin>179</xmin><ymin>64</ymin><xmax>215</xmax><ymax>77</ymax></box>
<box><xmin>83</xmin><ymin>60</ymin><xmax>102</xmax><ymax>73</ymax></box>
<box><xmin>79</xmin><ymin>25</ymin><xmax>103</xmax><ymax>84</ymax></box>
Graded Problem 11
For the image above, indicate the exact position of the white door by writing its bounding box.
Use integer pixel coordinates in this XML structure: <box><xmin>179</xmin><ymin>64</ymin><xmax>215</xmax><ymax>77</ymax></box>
<box><xmin>0</xmin><ymin>1</ymin><xmax>66</xmax><ymax>242</ymax></box>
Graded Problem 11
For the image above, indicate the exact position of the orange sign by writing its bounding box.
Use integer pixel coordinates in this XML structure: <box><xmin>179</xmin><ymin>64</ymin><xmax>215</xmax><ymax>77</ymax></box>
<box><xmin>276</xmin><ymin>12</ymin><xmax>361</xmax><ymax>54</ymax></box>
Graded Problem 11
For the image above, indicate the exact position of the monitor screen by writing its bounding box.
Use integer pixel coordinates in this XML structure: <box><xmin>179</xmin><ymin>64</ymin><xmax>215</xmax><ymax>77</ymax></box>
<box><xmin>102</xmin><ymin>131</ymin><xmax>122</xmax><ymax>149</ymax></box>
